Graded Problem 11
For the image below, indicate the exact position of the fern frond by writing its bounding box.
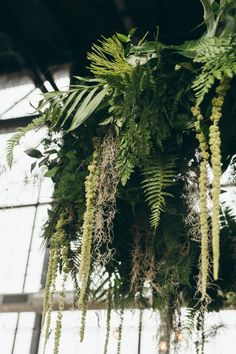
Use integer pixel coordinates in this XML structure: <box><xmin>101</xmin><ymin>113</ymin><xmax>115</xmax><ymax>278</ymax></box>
<box><xmin>192</xmin><ymin>36</ymin><xmax>236</xmax><ymax>104</ymax></box>
<box><xmin>6</xmin><ymin>130</ymin><xmax>25</xmax><ymax>168</ymax></box>
<box><xmin>142</xmin><ymin>156</ymin><xmax>176</xmax><ymax>229</ymax></box>
<box><xmin>6</xmin><ymin>115</ymin><xmax>47</xmax><ymax>168</ymax></box>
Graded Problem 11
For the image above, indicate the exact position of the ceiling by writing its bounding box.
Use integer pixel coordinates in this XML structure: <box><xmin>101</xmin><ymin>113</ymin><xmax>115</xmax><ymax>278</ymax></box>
<box><xmin>0</xmin><ymin>0</ymin><xmax>204</xmax><ymax>88</ymax></box>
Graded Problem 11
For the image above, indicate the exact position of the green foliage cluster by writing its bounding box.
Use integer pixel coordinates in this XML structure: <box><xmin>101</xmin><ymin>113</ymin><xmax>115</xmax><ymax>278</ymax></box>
<box><xmin>6</xmin><ymin>1</ymin><xmax>236</xmax><ymax>353</ymax></box>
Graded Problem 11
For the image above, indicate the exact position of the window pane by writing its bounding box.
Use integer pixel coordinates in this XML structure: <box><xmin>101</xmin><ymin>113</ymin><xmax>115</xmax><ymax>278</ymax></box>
<box><xmin>23</xmin><ymin>204</ymin><xmax>51</xmax><ymax>293</ymax></box>
<box><xmin>13</xmin><ymin>313</ymin><xmax>35</xmax><ymax>354</ymax></box>
<box><xmin>0</xmin><ymin>312</ymin><xmax>35</xmax><ymax>354</ymax></box>
<box><xmin>0</xmin><ymin>131</ymin><xmax>53</xmax><ymax>207</ymax></box>
<box><xmin>0</xmin><ymin>204</ymin><xmax>49</xmax><ymax>294</ymax></box>
<box><xmin>0</xmin><ymin>313</ymin><xmax>18</xmax><ymax>353</ymax></box>
<box><xmin>38</xmin><ymin>309</ymin><xmax>236</xmax><ymax>354</ymax></box>
<box><xmin>0</xmin><ymin>74</ymin><xmax>41</xmax><ymax>120</ymax></box>
<box><xmin>39</xmin><ymin>310</ymin><xmax>139</xmax><ymax>354</ymax></box>
<box><xmin>0</xmin><ymin>207</ymin><xmax>35</xmax><ymax>293</ymax></box>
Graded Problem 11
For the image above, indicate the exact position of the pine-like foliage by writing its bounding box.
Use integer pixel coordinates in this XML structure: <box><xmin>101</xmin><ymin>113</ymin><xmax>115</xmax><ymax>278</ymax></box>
<box><xmin>192</xmin><ymin>35</ymin><xmax>236</xmax><ymax>103</ymax></box>
<box><xmin>87</xmin><ymin>35</ymin><xmax>132</xmax><ymax>84</ymax></box>
<box><xmin>142</xmin><ymin>156</ymin><xmax>176</xmax><ymax>229</ymax></box>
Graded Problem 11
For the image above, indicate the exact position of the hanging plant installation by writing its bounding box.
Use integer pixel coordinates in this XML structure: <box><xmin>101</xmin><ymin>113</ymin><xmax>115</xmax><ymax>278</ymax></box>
<box><xmin>7</xmin><ymin>0</ymin><xmax>236</xmax><ymax>352</ymax></box>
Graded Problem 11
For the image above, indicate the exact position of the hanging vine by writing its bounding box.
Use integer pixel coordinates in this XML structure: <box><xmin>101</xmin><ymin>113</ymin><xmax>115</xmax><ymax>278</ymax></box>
<box><xmin>6</xmin><ymin>0</ymin><xmax>236</xmax><ymax>352</ymax></box>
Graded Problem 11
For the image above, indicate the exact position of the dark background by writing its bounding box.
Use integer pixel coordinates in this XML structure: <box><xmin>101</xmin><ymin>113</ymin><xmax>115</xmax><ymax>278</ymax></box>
<box><xmin>0</xmin><ymin>0</ymin><xmax>204</xmax><ymax>87</ymax></box>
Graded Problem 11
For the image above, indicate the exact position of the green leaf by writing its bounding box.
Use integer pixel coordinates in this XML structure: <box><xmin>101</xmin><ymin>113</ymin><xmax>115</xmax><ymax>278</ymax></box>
<box><xmin>137</xmin><ymin>31</ymin><xmax>149</xmax><ymax>46</ymax></box>
<box><xmin>169</xmin><ymin>39</ymin><xmax>200</xmax><ymax>58</ymax></box>
<box><xmin>44</xmin><ymin>149</ymin><xmax>58</xmax><ymax>155</ymax></box>
<box><xmin>47</xmin><ymin>208</ymin><xmax>54</xmax><ymax>218</ymax></box>
<box><xmin>73</xmin><ymin>76</ymin><xmax>103</xmax><ymax>83</ymax></box>
<box><xmin>67</xmin><ymin>86</ymin><xmax>109</xmax><ymax>132</ymax></box>
<box><xmin>44</xmin><ymin>166</ymin><xmax>60</xmax><ymax>178</ymax></box>
<box><xmin>39</xmin><ymin>156</ymin><xmax>49</xmax><ymax>167</ymax></box>
<box><xmin>30</xmin><ymin>161</ymin><xmax>37</xmax><ymax>172</ymax></box>
<box><xmin>98</xmin><ymin>117</ymin><xmax>114</xmax><ymax>126</ymax></box>
<box><xmin>24</xmin><ymin>148</ymin><xmax>43</xmax><ymax>159</ymax></box>
<box><xmin>128</xmin><ymin>27</ymin><xmax>137</xmax><ymax>38</ymax></box>
<box><xmin>116</xmin><ymin>32</ymin><xmax>129</xmax><ymax>43</ymax></box>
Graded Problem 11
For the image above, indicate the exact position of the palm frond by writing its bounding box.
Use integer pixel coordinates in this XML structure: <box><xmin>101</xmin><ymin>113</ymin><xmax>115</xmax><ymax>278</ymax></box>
<box><xmin>38</xmin><ymin>79</ymin><xmax>108</xmax><ymax>132</ymax></box>
<box><xmin>142</xmin><ymin>155</ymin><xmax>176</xmax><ymax>229</ymax></box>
<box><xmin>67</xmin><ymin>85</ymin><xmax>109</xmax><ymax>132</ymax></box>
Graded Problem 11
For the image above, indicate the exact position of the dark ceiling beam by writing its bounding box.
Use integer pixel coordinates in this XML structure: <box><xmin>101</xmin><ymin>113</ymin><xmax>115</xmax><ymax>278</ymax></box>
<box><xmin>0</xmin><ymin>114</ymin><xmax>38</xmax><ymax>132</ymax></box>
<box><xmin>0</xmin><ymin>5</ymin><xmax>57</xmax><ymax>92</ymax></box>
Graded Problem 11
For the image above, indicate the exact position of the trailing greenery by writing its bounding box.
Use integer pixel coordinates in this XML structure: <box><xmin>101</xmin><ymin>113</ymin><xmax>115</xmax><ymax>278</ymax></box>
<box><xmin>6</xmin><ymin>1</ymin><xmax>236</xmax><ymax>352</ymax></box>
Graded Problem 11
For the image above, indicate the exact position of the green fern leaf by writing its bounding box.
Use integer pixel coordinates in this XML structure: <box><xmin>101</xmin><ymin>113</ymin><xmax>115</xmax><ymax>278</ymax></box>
<box><xmin>192</xmin><ymin>36</ymin><xmax>236</xmax><ymax>104</ymax></box>
<box><xmin>6</xmin><ymin>129</ymin><xmax>25</xmax><ymax>168</ymax></box>
<box><xmin>142</xmin><ymin>156</ymin><xmax>176</xmax><ymax>230</ymax></box>
<box><xmin>6</xmin><ymin>115</ymin><xmax>47</xmax><ymax>168</ymax></box>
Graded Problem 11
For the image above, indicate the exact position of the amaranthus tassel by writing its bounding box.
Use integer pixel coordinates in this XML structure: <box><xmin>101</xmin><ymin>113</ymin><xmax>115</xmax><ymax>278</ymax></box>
<box><xmin>192</xmin><ymin>105</ymin><xmax>209</xmax><ymax>299</ymax></box>
<box><xmin>209</xmin><ymin>77</ymin><xmax>230</xmax><ymax>280</ymax></box>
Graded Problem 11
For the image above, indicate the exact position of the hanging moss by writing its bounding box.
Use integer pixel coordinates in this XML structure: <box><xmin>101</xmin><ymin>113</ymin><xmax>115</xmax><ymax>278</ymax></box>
<box><xmin>93</xmin><ymin>132</ymin><xmax>119</xmax><ymax>267</ymax></box>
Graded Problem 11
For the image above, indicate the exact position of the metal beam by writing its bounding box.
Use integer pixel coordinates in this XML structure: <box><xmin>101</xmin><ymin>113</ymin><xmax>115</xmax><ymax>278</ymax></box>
<box><xmin>0</xmin><ymin>292</ymin><xmax>106</xmax><ymax>313</ymax></box>
<box><xmin>30</xmin><ymin>314</ymin><xmax>42</xmax><ymax>354</ymax></box>
<box><xmin>0</xmin><ymin>114</ymin><xmax>38</xmax><ymax>132</ymax></box>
